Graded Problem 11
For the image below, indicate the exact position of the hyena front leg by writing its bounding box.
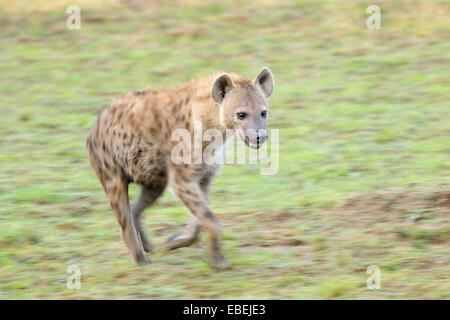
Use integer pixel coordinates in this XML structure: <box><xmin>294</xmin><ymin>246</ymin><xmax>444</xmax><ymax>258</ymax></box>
<box><xmin>167</xmin><ymin>169</ymin><xmax>229</xmax><ymax>270</ymax></box>
<box><xmin>165</xmin><ymin>215</ymin><xmax>201</xmax><ymax>250</ymax></box>
<box><xmin>132</xmin><ymin>184</ymin><xmax>166</xmax><ymax>253</ymax></box>
<box><xmin>199</xmin><ymin>170</ymin><xmax>216</xmax><ymax>201</ymax></box>
<box><xmin>164</xmin><ymin>172</ymin><xmax>214</xmax><ymax>251</ymax></box>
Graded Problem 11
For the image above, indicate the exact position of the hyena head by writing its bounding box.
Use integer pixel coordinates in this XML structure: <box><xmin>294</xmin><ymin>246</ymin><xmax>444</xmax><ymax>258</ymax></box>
<box><xmin>211</xmin><ymin>67</ymin><xmax>274</xmax><ymax>149</ymax></box>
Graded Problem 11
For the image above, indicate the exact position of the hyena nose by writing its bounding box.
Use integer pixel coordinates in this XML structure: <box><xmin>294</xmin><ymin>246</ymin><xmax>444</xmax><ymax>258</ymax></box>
<box><xmin>257</xmin><ymin>129</ymin><xmax>268</xmax><ymax>145</ymax></box>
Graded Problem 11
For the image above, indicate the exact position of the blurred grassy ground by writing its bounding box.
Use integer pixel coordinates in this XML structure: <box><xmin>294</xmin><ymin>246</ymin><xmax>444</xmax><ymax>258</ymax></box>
<box><xmin>0</xmin><ymin>0</ymin><xmax>449</xmax><ymax>299</ymax></box>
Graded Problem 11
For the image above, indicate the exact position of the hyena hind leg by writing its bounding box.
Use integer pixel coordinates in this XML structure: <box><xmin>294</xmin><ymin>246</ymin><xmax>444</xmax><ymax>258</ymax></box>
<box><xmin>87</xmin><ymin>138</ymin><xmax>147</xmax><ymax>265</ymax></box>
<box><xmin>132</xmin><ymin>184</ymin><xmax>166</xmax><ymax>253</ymax></box>
<box><xmin>105</xmin><ymin>174</ymin><xmax>148</xmax><ymax>265</ymax></box>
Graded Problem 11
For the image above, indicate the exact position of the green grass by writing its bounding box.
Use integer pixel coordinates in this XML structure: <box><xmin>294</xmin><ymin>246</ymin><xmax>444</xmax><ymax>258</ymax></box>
<box><xmin>0</xmin><ymin>0</ymin><xmax>449</xmax><ymax>299</ymax></box>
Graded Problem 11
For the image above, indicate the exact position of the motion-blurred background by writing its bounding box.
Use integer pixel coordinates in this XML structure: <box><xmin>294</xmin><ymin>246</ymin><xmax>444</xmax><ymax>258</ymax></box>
<box><xmin>0</xmin><ymin>0</ymin><xmax>449</xmax><ymax>299</ymax></box>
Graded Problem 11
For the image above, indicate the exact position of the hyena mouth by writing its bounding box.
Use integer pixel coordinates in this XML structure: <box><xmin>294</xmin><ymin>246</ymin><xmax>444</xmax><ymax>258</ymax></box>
<box><xmin>243</xmin><ymin>135</ymin><xmax>263</xmax><ymax>150</ymax></box>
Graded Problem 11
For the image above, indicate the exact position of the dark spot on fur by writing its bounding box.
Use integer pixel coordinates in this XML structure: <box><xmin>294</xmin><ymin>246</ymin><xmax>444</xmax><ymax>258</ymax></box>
<box><xmin>154</xmin><ymin>119</ymin><xmax>161</xmax><ymax>130</ymax></box>
<box><xmin>134</xmin><ymin>90</ymin><xmax>145</xmax><ymax>95</ymax></box>
<box><xmin>103</xmin><ymin>159</ymin><xmax>110</xmax><ymax>170</ymax></box>
<box><xmin>129</xmin><ymin>115</ymin><xmax>136</xmax><ymax>126</ymax></box>
<box><xmin>204</xmin><ymin>210</ymin><xmax>214</xmax><ymax>219</ymax></box>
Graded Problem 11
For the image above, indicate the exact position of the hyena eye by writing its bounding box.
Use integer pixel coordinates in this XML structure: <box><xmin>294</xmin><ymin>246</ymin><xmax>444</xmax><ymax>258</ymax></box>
<box><xmin>261</xmin><ymin>110</ymin><xmax>267</xmax><ymax>118</ymax></box>
<box><xmin>237</xmin><ymin>112</ymin><xmax>247</xmax><ymax>120</ymax></box>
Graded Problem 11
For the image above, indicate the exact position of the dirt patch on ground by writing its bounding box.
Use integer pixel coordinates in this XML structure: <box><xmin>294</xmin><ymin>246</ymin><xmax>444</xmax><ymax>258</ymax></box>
<box><xmin>341</xmin><ymin>189</ymin><xmax>450</xmax><ymax>215</ymax></box>
<box><xmin>222</xmin><ymin>189</ymin><xmax>450</xmax><ymax>249</ymax></box>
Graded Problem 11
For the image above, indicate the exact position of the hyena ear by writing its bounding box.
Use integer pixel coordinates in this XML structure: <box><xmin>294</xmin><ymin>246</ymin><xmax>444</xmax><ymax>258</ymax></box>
<box><xmin>253</xmin><ymin>67</ymin><xmax>274</xmax><ymax>98</ymax></box>
<box><xmin>211</xmin><ymin>73</ymin><xmax>233</xmax><ymax>105</ymax></box>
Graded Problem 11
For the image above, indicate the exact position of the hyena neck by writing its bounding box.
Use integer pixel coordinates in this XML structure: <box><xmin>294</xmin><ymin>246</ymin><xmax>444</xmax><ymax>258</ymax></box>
<box><xmin>193</xmin><ymin>97</ymin><xmax>228</xmax><ymax>140</ymax></box>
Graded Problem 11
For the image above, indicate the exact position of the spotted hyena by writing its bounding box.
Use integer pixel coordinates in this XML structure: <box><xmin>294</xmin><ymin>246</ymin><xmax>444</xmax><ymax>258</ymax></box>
<box><xmin>87</xmin><ymin>67</ymin><xmax>274</xmax><ymax>270</ymax></box>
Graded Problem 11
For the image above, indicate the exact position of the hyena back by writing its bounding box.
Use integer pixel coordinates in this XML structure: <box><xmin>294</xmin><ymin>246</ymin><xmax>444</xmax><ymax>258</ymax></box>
<box><xmin>87</xmin><ymin>68</ymin><xmax>274</xmax><ymax>269</ymax></box>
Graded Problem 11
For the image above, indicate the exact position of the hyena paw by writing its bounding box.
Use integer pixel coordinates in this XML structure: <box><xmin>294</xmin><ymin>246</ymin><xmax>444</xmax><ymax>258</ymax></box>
<box><xmin>211</xmin><ymin>252</ymin><xmax>231</xmax><ymax>271</ymax></box>
<box><xmin>132</xmin><ymin>252</ymin><xmax>150</xmax><ymax>266</ymax></box>
<box><xmin>136</xmin><ymin>231</ymin><xmax>153</xmax><ymax>253</ymax></box>
<box><xmin>164</xmin><ymin>234</ymin><xmax>197</xmax><ymax>250</ymax></box>
<box><xmin>141</xmin><ymin>239</ymin><xmax>154</xmax><ymax>253</ymax></box>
